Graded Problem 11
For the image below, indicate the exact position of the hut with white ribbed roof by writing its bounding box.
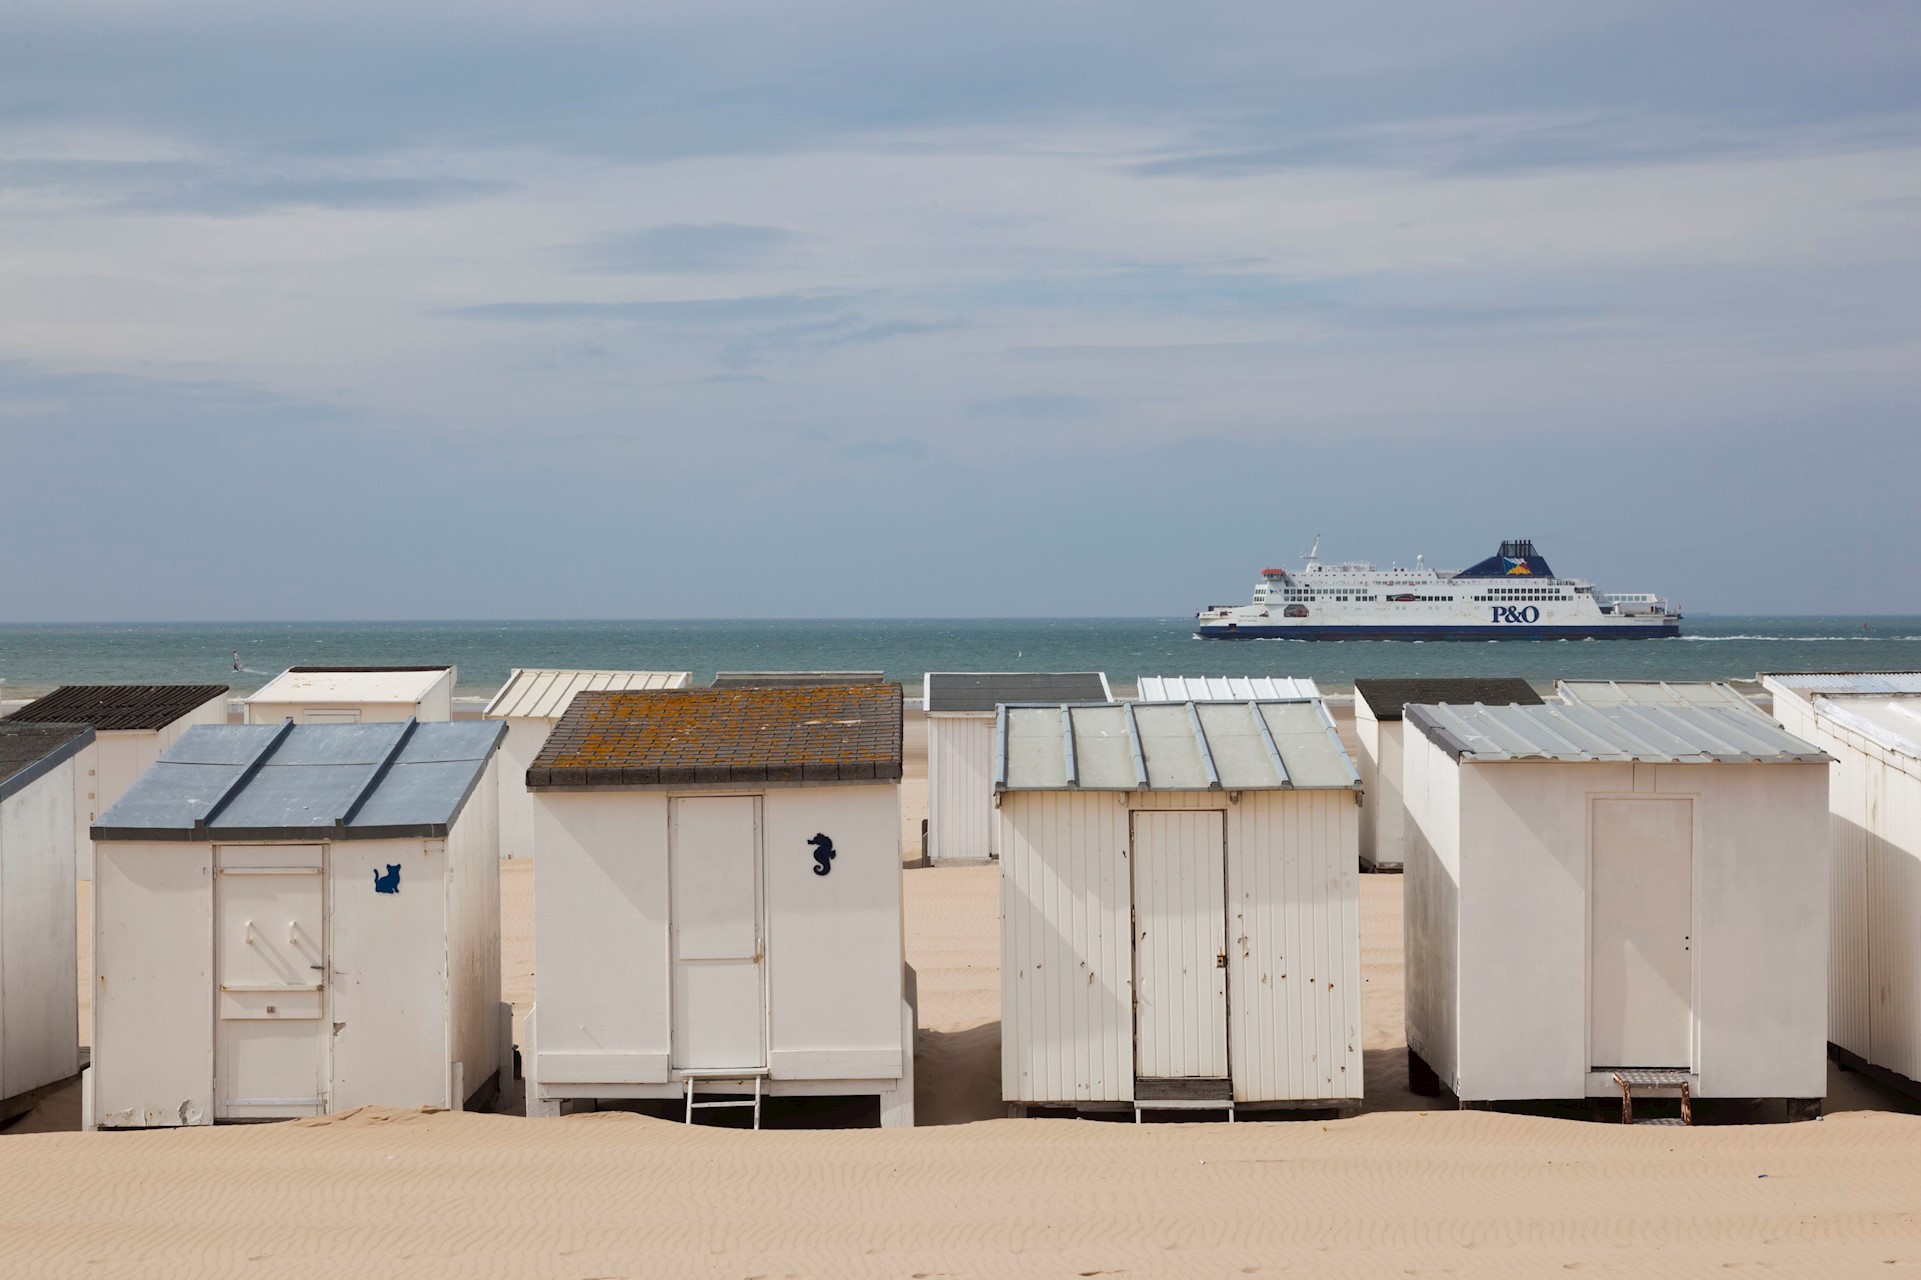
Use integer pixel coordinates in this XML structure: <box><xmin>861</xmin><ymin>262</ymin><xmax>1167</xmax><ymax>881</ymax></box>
<box><xmin>1760</xmin><ymin>672</ymin><xmax>1921</xmax><ymax>1098</ymax></box>
<box><xmin>483</xmin><ymin>669</ymin><xmax>691</xmax><ymax>860</ymax></box>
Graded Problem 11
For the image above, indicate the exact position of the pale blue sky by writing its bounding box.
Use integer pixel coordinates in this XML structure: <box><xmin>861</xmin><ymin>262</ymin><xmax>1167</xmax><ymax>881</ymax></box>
<box><xmin>2</xmin><ymin>1</ymin><xmax>1917</xmax><ymax>619</ymax></box>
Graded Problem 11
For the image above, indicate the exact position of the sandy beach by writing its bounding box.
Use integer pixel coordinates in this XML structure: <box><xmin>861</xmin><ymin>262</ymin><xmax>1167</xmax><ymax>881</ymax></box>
<box><xmin>3</xmin><ymin>709</ymin><xmax>1919</xmax><ymax>1277</ymax></box>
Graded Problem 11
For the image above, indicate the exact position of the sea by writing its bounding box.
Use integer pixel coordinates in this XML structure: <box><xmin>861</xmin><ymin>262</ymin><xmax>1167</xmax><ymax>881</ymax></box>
<box><xmin>3</xmin><ymin>617</ymin><xmax>1919</xmax><ymax>701</ymax></box>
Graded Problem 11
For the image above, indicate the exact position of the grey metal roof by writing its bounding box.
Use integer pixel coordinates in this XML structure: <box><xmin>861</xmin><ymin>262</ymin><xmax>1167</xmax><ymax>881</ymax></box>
<box><xmin>1405</xmin><ymin>701</ymin><xmax>1827</xmax><ymax>765</ymax></box>
<box><xmin>1557</xmin><ymin>680</ymin><xmax>1768</xmax><ymax>718</ymax></box>
<box><xmin>1806</xmin><ymin>697</ymin><xmax>1921</xmax><ymax>763</ymax></box>
<box><xmin>923</xmin><ymin>672</ymin><xmax>1112</xmax><ymax>714</ymax></box>
<box><xmin>996</xmin><ymin>700</ymin><xmax>1359</xmax><ymax>792</ymax></box>
<box><xmin>484</xmin><ymin>668</ymin><xmax>693</xmax><ymax>719</ymax></box>
<box><xmin>1761</xmin><ymin>672</ymin><xmax>1921</xmax><ymax>698</ymax></box>
<box><xmin>0</xmin><ymin>723</ymin><xmax>95</xmax><ymax>805</ymax></box>
<box><xmin>1133</xmin><ymin>676</ymin><xmax>1321</xmax><ymax>702</ymax></box>
<box><xmin>94</xmin><ymin>720</ymin><xmax>505</xmax><ymax>842</ymax></box>
<box><xmin>1353</xmin><ymin>678</ymin><xmax>1543</xmax><ymax>720</ymax></box>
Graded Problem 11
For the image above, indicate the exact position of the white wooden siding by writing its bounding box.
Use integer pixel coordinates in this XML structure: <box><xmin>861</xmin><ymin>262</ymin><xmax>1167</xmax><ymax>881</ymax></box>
<box><xmin>928</xmin><ymin>714</ymin><xmax>997</xmax><ymax>862</ymax></box>
<box><xmin>0</xmin><ymin>757</ymin><xmax>80</xmax><ymax>1103</ymax></box>
<box><xmin>1000</xmin><ymin>788</ymin><xmax>1362</xmax><ymax>1106</ymax></box>
<box><xmin>1774</xmin><ymin>691</ymin><xmax>1921</xmax><ymax>1083</ymax></box>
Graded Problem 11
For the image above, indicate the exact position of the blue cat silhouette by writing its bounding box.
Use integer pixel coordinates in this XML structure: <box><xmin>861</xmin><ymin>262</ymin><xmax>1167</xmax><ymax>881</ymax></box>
<box><xmin>374</xmin><ymin>864</ymin><xmax>401</xmax><ymax>894</ymax></box>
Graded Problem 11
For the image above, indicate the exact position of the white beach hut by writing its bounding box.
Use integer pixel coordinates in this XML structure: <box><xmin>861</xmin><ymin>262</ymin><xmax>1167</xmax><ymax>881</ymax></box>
<box><xmin>922</xmin><ymin>672</ymin><xmax>1111</xmax><ymax>864</ymax></box>
<box><xmin>1401</xmin><ymin>700</ymin><xmax>1831</xmax><ymax>1120</ymax></box>
<box><xmin>996</xmin><ymin>698</ymin><xmax>1363</xmax><ymax>1119</ymax></box>
<box><xmin>1760</xmin><ymin>672</ymin><xmax>1921</xmax><ymax>1096</ymax></box>
<box><xmin>1352</xmin><ymin>679</ymin><xmax>1541</xmax><ymax>873</ymax></box>
<box><xmin>0</xmin><ymin>723</ymin><xmax>94</xmax><ymax>1122</ymax></box>
<box><xmin>523</xmin><ymin>684</ymin><xmax>913</xmax><ymax>1127</ymax></box>
<box><xmin>86</xmin><ymin>719</ymin><xmax>507</xmax><ymax>1129</ymax></box>
<box><xmin>6</xmin><ymin>684</ymin><xmax>229</xmax><ymax>880</ymax></box>
<box><xmin>483</xmin><ymin>669</ymin><xmax>692</xmax><ymax>860</ymax></box>
<box><xmin>245</xmin><ymin>665</ymin><xmax>456</xmax><ymax>724</ymax></box>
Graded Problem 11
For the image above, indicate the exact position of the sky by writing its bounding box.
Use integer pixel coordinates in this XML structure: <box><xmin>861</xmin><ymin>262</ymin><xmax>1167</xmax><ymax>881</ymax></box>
<box><xmin>1</xmin><ymin>0</ymin><xmax>1917</xmax><ymax>620</ymax></box>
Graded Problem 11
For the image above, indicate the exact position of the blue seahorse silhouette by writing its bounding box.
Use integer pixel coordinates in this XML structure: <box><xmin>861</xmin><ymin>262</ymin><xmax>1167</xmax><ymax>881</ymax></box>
<box><xmin>374</xmin><ymin>864</ymin><xmax>401</xmax><ymax>894</ymax></box>
<box><xmin>807</xmin><ymin>834</ymin><xmax>836</xmax><ymax>876</ymax></box>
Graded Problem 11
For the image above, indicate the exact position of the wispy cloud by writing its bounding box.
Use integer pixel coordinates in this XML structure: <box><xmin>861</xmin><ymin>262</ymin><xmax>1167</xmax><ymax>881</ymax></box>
<box><xmin>966</xmin><ymin>392</ymin><xmax>1099</xmax><ymax>420</ymax></box>
<box><xmin>448</xmin><ymin>292</ymin><xmax>858</xmax><ymax>325</ymax></box>
<box><xmin>571</xmin><ymin>222</ymin><xmax>804</xmax><ymax>272</ymax></box>
<box><xmin>0</xmin><ymin>158</ymin><xmax>510</xmax><ymax>214</ymax></box>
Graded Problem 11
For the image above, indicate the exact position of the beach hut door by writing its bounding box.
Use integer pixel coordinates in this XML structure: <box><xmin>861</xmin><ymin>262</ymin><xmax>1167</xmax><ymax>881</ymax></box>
<box><xmin>214</xmin><ymin>845</ymin><xmax>329</xmax><ymax>1119</ymax></box>
<box><xmin>1131</xmin><ymin>810</ymin><xmax>1230</xmax><ymax>1081</ymax></box>
<box><xmin>1589</xmin><ymin>798</ymin><xmax>1694</xmax><ymax>1070</ymax></box>
<box><xmin>670</xmin><ymin>796</ymin><xmax>766</xmax><ymax>1072</ymax></box>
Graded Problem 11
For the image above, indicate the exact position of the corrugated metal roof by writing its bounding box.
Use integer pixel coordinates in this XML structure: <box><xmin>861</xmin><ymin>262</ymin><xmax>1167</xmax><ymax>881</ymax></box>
<box><xmin>1353</xmin><ymin>678</ymin><xmax>1542</xmax><ymax>720</ymax></box>
<box><xmin>1557</xmin><ymin>680</ymin><xmax>1767</xmax><ymax>717</ymax></box>
<box><xmin>6</xmin><ymin>684</ymin><xmax>228</xmax><ymax>732</ymax></box>
<box><xmin>93</xmin><ymin>720</ymin><xmax>504</xmax><ymax>842</ymax></box>
<box><xmin>710</xmin><ymin>671</ymin><xmax>885</xmax><ymax>689</ymax></box>
<box><xmin>1761</xmin><ymin>672</ymin><xmax>1921</xmax><ymax>698</ymax></box>
<box><xmin>1808</xmin><ymin>696</ymin><xmax>1921</xmax><ymax>762</ymax></box>
<box><xmin>923</xmin><ymin>672</ymin><xmax>1112</xmax><ymax>714</ymax></box>
<box><xmin>248</xmin><ymin>667</ymin><xmax>454</xmax><ymax>705</ymax></box>
<box><xmin>1405</xmin><ymin>701</ymin><xmax>1827</xmax><ymax>764</ymax></box>
<box><xmin>996</xmin><ymin>700</ymin><xmax>1358</xmax><ymax>792</ymax></box>
<box><xmin>484</xmin><ymin>668</ymin><xmax>692</xmax><ymax>720</ymax></box>
<box><xmin>1133</xmin><ymin>676</ymin><xmax>1322</xmax><ymax>702</ymax></box>
<box><xmin>0</xmin><ymin>723</ymin><xmax>94</xmax><ymax>805</ymax></box>
<box><xmin>528</xmin><ymin>685</ymin><xmax>903</xmax><ymax>789</ymax></box>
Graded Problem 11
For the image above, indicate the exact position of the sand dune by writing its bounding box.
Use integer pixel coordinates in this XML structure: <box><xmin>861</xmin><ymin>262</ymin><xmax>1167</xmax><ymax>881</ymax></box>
<box><xmin>5</xmin><ymin>707</ymin><xmax>1921</xmax><ymax>1274</ymax></box>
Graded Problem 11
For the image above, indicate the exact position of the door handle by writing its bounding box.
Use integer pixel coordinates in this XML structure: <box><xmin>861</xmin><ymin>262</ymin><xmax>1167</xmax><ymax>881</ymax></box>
<box><xmin>1216</xmin><ymin>953</ymin><xmax>1228</xmax><ymax>969</ymax></box>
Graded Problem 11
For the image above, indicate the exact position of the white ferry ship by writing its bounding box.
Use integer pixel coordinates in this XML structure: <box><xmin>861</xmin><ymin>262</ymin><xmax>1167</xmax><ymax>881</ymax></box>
<box><xmin>1193</xmin><ymin>538</ymin><xmax>1681</xmax><ymax>641</ymax></box>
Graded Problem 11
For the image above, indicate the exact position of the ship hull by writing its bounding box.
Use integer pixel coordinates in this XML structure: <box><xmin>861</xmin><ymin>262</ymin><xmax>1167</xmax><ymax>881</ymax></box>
<box><xmin>1194</xmin><ymin>622</ymin><xmax>1681</xmax><ymax>641</ymax></box>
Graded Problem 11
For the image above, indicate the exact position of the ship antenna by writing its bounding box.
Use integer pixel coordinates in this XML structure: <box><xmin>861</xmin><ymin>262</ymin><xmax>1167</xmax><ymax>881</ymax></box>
<box><xmin>1302</xmin><ymin>534</ymin><xmax>1321</xmax><ymax>565</ymax></box>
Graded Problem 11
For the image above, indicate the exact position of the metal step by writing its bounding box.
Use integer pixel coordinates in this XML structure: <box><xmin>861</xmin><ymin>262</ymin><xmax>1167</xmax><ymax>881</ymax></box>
<box><xmin>682</xmin><ymin>1071</ymin><xmax>766</xmax><ymax>1129</ymax></box>
<box><xmin>1611</xmin><ymin>1069</ymin><xmax>1692</xmax><ymax>1126</ymax></box>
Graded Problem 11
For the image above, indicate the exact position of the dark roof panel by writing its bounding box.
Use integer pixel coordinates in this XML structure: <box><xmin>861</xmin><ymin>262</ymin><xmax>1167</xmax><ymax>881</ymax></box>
<box><xmin>710</xmin><ymin>671</ymin><xmax>886</xmax><ymax>689</ymax></box>
<box><xmin>0</xmin><ymin>723</ymin><xmax>95</xmax><ymax>804</ymax></box>
<box><xmin>924</xmin><ymin>672</ymin><xmax>1112</xmax><ymax>713</ymax></box>
<box><xmin>7</xmin><ymin>684</ymin><xmax>228</xmax><ymax>732</ymax></box>
<box><xmin>529</xmin><ymin>685</ymin><xmax>903</xmax><ymax>788</ymax></box>
<box><xmin>1353</xmin><ymin>677</ymin><xmax>1544</xmax><ymax>721</ymax></box>
<box><xmin>93</xmin><ymin>720</ymin><xmax>504</xmax><ymax>842</ymax></box>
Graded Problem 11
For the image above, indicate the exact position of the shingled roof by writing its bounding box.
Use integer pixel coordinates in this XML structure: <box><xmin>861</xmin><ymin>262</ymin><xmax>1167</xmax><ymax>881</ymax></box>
<box><xmin>7</xmin><ymin>684</ymin><xmax>229</xmax><ymax>732</ymax></box>
<box><xmin>1353</xmin><ymin>678</ymin><xmax>1543</xmax><ymax>721</ymax></box>
<box><xmin>0</xmin><ymin>723</ymin><xmax>95</xmax><ymax>804</ymax></box>
<box><xmin>528</xmin><ymin>685</ymin><xmax>904</xmax><ymax>789</ymax></box>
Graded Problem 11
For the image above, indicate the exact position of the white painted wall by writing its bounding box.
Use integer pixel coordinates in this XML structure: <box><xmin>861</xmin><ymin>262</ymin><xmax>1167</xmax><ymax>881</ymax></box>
<box><xmin>90</xmin><ymin>795</ymin><xmax>500</xmax><ymax>1128</ymax></box>
<box><xmin>492</xmin><ymin>716</ymin><xmax>548</xmax><ymax>859</ymax></box>
<box><xmin>1403</xmin><ymin>742</ymin><xmax>1829</xmax><ymax>1101</ymax></box>
<box><xmin>999</xmin><ymin>787</ymin><xmax>1362</xmax><ymax>1106</ymax></box>
<box><xmin>1355</xmin><ymin>705</ymin><xmax>1407</xmax><ymax>871</ymax></box>
<box><xmin>1401</xmin><ymin>726</ymin><xmax>1460</xmax><ymax>1089</ymax></box>
<box><xmin>927</xmin><ymin>713</ymin><xmax>996</xmax><ymax>862</ymax></box>
<box><xmin>528</xmin><ymin>782</ymin><xmax>907</xmax><ymax>1100</ymax></box>
<box><xmin>0</xmin><ymin>757</ymin><xmax>80</xmax><ymax>1104</ymax></box>
<box><xmin>1769</xmin><ymin>691</ymin><xmax>1921</xmax><ymax>1084</ymax></box>
<box><xmin>72</xmin><ymin>697</ymin><xmax>228</xmax><ymax>881</ymax></box>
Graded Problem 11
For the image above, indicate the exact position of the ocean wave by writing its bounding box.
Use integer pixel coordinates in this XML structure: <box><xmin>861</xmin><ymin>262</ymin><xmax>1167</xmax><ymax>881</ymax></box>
<box><xmin>1680</xmin><ymin>634</ymin><xmax>1921</xmax><ymax>643</ymax></box>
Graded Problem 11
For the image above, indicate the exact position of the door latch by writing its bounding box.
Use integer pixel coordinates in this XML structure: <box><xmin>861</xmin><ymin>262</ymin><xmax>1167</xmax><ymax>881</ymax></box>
<box><xmin>1216</xmin><ymin>952</ymin><xmax>1228</xmax><ymax>969</ymax></box>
